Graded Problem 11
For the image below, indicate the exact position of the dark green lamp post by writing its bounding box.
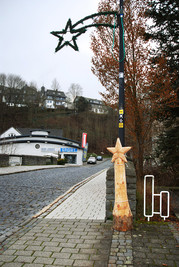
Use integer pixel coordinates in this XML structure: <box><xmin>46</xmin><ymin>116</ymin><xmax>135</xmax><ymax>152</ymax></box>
<box><xmin>51</xmin><ymin>2</ymin><xmax>125</xmax><ymax>146</ymax></box>
<box><xmin>118</xmin><ymin>0</ymin><xmax>125</xmax><ymax>146</ymax></box>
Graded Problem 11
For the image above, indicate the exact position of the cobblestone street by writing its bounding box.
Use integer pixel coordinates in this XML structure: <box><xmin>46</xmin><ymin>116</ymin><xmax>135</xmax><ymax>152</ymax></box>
<box><xmin>0</xmin><ymin>163</ymin><xmax>179</xmax><ymax>266</ymax></box>
<box><xmin>0</xmin><ymin>160</ymin><xmax>112</xmax><ymax>237</ymax></box>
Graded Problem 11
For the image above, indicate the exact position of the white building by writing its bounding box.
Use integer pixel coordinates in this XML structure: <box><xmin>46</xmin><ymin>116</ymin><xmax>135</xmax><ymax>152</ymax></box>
<box><xmin>74</xmin><ymin>96</ymin><xmax>108</xmax><ymax>114</ymax></box>
<box><xmin>0</xmin><ymin>127</ymin><xmax>83</xmax><ymax>165</ymax></box>
<box><xmin>41</xmin><ymin>87</ymin><xmax>67</xmax><ymax>109</ymax></box>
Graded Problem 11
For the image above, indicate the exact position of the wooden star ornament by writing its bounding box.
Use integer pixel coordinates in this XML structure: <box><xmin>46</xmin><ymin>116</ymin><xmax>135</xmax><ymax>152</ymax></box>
<box><xmin>107</xmin><ymin>138</ymin><xmax>131</xmax><ymax>163</ymax></box>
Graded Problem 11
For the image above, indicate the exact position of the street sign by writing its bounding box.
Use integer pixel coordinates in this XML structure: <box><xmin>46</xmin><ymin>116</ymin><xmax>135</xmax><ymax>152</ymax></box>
<box><xmin>60</xmin><ymin>148</ymin><xmax>77</xmax><ymax>153</ymax></box>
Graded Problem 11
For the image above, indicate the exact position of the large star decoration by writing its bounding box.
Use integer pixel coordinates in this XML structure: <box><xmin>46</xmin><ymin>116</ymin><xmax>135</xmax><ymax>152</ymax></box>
<box><xmin>51</xmin><ymin>19</ymin><xmax>86</xmax><ymax>52</ymax></box>
<box><xmin>107</xmin><ymin>138</ymin><xmax>131</xmax><ymax>163</ymax></box>
<box><xmin>51</xmin><ymin>11</ymin><xmax>119</xmax><ymax>52</ymax></box>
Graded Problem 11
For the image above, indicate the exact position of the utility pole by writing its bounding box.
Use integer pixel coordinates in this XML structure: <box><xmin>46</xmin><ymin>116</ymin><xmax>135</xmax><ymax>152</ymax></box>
<box><xmin>118</xmin><ymin>0</ymin><xmax>125</xmax><ymax>146</ymax></box>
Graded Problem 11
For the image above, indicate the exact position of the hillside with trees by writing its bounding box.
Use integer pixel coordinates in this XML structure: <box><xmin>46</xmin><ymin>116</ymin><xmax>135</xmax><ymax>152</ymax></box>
<box><xmin>0</xmin><ymin>72</ymin><xmax>117</xmax><ymax>154</ymax></box>
<box><xmin>0</xmin><ymin>104</ymin><xmax>118</xmax><ymax>155</ymax></box>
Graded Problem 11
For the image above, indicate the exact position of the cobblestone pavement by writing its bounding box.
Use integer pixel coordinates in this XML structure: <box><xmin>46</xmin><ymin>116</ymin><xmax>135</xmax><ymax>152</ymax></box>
<box><xmin>0</xmin><ymin>165</ymin><xmax>65</xmax><ymax>175</ymax></box>
<box><xmin>0</xmin><ymin>218</ymin><xmax>113</xmax><ymax>267</ymax></box>
<box><xmin>0</xmin><ymin>160</ymin><xmax>112</xmax><ymax>237</ymax></box>
<box><xmin>0</xmin><ymin>169</ymin><xmax>113</xmax><ymax>266</ymax></box>
<box><xmin>1</xmin><ymin>219</ymin><xmax>178</xmax><ymax>267</ymax></box>
<box><xmin>0</xmin><ymin>164</ymin><xmax>179</xmax><ymax>266</ymax></box>
<box><xmin>107</xmin><ymin>222</ymin><xmax>179</xmax><ymax>267</ymax></box>
<box><xmin>108</xmin><ymin>230</ymin><xmax>133</xmax><ymax>266</ymax></box>
<box><xmin>132</xmin><ymin>222</ymin><xmax>179</xmax><ymax>267</ymax></box>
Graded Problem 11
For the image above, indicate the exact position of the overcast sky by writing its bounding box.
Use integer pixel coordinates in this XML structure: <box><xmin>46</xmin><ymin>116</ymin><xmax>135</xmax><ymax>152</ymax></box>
<box><xmin>0</xmin><ymin>0</ymin><xmax>106</xmax><ymax>100</ymax></box>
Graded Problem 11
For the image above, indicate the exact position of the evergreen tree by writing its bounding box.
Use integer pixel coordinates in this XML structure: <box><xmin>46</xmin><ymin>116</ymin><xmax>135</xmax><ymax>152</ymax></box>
<box><xmin>155</xmin><ymin>123</ymin><xmax>179</xmax><ymax>183</ymax></box>
<box><xmin>145</xmin><ymin>0</ymin><xmax>179</xmax><ymax>181</ymax></box>
<box><xmin>145</xmin><ymin>0</ymin><xmax>179</xmax><ymax>77</ymax></box>
<box><xmin>75</xmin><ymin>97</ymin><xmax>90</xmax><ymax>113</ymax></box>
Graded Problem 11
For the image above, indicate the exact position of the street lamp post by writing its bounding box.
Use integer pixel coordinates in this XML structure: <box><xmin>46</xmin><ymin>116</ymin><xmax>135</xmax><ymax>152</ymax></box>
<box><xmin>51</xmin><ymin>4</ymin><xmax>125</xmax><ymax>146</ymax></box>
<box><xmin>51</xmin><ymin>2</ymin><xmax>133</xmax><ymax>231</ymax></box>
<box><xmin>118</xmin><ymin>0</ymin><xmax>125</xmax><ymax>146</ymax></box>
<box><xmin>107</xmin><ymin>1</ymin><xmax>133</xmax><ymax>232</ymax></box>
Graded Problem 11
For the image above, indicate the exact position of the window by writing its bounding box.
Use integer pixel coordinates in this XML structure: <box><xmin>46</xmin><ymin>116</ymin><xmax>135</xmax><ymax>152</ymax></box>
<box><xmin>35</xmin><ymin>144</ymin><xmax>40</xmax><ymax>149</ymax></box>
<box><xmin>8</xmin><ymin>133</ymin><xmax>15</xmax><ymax>137</ymax></box>
<box><xmin>64</xmin><ymin>154</ymin><xmax>77</xmax><ymax>164</ymax></box>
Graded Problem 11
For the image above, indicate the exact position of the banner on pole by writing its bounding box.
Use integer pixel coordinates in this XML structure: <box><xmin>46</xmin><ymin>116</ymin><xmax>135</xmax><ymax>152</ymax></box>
<box><xmin>82</xmin><ymin>143</ymin><xmax>88</xmax><ymax>162</ymax></box>
<box><xmin>82</xmin><ymin>133</ymin><xmax>87</xmax><ymax>148</ymax></box>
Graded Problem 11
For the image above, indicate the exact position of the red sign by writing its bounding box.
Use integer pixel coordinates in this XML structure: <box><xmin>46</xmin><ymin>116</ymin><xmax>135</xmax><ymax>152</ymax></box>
<box><xmin>82</xmin><ymin>133</ymin><xmax>87</xmax><ymax>148</ymax></box>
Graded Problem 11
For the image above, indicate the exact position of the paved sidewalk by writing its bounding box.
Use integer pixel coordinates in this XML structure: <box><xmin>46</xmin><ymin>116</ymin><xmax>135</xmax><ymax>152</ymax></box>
<box><xmin>46</xmin><ymin>171</ymin><xmax>106</xmax><ymax>220</ymax></box>
<box><xmin>0</xmin><ymin>218</ymin><xmax>112</xmax><ymax>267</ymax></box>
<box><xmin>0</xmin><ymin>167</ymin><xmax>179</xmax><ymax>266</ymax></box>
<box><xmin>0</xmin><ymin>169</ymin><xmax>113</xmax><ymax>267</ymax></box>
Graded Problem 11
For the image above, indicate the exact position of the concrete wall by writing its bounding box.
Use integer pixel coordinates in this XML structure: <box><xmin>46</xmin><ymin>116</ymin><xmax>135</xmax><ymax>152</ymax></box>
<box><xmin>9</xmin><ymin>156</ymin><xmax>22</xmax><ymax>166</ymax></box>
<box><xmin>22</xmin><ymin>155</ymin><xmax>48</xmax><ymax>166</ymax></box>
<box><xmin>106</xmin><ymin>159</ymin><xmax>137</xmax><ymax>220</ymax></box>
<box><xmin>0</xmin><ymin>154</ymin><xmax>9</xmax><ymax>167</ymax></box>
<box><xmin>0</xmin><ymin>154</ymin><xmax>57</xmax><ymax>167</ymax></box>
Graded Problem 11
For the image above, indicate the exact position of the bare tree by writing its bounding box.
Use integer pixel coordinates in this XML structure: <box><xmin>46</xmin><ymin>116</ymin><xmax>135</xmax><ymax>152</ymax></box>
<box><xmin>51</xmin><ymin>78</ymin><xmax>60</xmax><ymax>91</ymax></box>
<box><xmin>67</xmin><ymin>83</ymin><xmax>83</xmax><ymax>104</ymax></box>
<box><xmin>0</xmin><ymin>73</ymin><xmax>7</xmax><ymax>86</ymax></box>
<box><xmin>29</xmin><ymin>81</ymin><xmax>38</xmax><ymax>90</ymax></box>
<box><xmin>0</xmin><ymin>140</ymin><xmax>16</xmax><ymax>155</ymax></box>
<box><xmin>7</xmin><ymin>74</ymin><xmax>26</xmax><ymax>89</ymax></box>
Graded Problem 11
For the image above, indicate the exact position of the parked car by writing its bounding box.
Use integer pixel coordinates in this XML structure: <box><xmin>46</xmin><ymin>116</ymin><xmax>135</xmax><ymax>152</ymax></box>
<box><xmin>97</xmin><ymin>156</ymin><xmax>103</xmax><ymax>161</ymax></box>
<box><xmin>87</xmin><ymin>156</ymin><xmax>97</xmax><ymax>164</ymax></box>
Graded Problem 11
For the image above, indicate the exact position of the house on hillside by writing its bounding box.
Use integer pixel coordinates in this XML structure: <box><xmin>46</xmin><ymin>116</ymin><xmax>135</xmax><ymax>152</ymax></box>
<box><xmin>74</xmin><ymin>96</ymin><xmax>108</xmax><ymax>114</ymax></box>
<box><xmin>0</xmin><ymin>127</ymin><xmax>83</xmax><ymax>165</ymax></box>
<box><xmin>41</xmin><ymin>86</ymin><xmax>67</xmax><ymax>109</ymax></box>
<box><xmin>0</xmin><ymin>86</ymin><xmax>21</xmax><ymax>107</ymax></box>
<box><xmin>0</xmin><ymin>85</ymin><xmax>67</xmax><ymax>109</ymax></box>
<box><xmin>0</xmin><ymin>85</ymin><xmax>41</xmax><ymax>107</ymax></box>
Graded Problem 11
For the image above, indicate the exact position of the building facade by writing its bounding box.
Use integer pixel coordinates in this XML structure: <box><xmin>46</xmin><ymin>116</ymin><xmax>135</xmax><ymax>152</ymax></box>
<box><xmin>0</xmin><ymin>127</ymin><xmax>83</xmax><ymax>165</ymax></box>
<box><xmin>0</xmin><ymin>85</ymin><xmax>67</xmax><ymax>109</ymax></box>
<box><xmin>41</xmin><ymin>87</ymin><xmax>67</xmax><ymax>109</ymax></box>
<box><xmin>74</xmin><ymin>96</ymin><xmax>108</xmax><ymax>114</ymax></box>
<box><xmin>0</xmin><ymin>85</ymin><xmax>40</xmax><ymax>107</ymax></box>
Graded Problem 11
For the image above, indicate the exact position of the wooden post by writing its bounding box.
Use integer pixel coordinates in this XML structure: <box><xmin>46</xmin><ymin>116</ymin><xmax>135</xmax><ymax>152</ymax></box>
<box><xmin>107</xmin><ymin>138</ymin><xmax>133</xmax><ymax>231</ymax></box>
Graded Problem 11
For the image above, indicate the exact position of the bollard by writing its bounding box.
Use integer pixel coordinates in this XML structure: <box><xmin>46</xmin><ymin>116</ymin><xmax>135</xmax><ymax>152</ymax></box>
<box><xmin>107</xmin><ymin>138</ymin><xmax>133</xmax><ymax>231</ymax></box>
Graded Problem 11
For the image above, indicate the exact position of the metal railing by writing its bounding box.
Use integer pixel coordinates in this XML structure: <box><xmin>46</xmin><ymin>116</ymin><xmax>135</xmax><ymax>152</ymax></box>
<box><xmin>144</xmin><ymin>175</ymin><xmax>170</xmax><ymax>221</ymax></box>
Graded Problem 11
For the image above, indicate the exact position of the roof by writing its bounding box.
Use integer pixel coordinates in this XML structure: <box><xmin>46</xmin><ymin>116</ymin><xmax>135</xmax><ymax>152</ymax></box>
<box><xmin>74</xmin><ymin>96</ymin><xmax>104</xmax><ymax>105</ymax></box>
<box><xmin>16</xmin><ymin>128</ymin><xmax>63</xmax><ymax>137</ymax></box>
<box><xmin>45</xmin><ymin>90</ymin><xmax>66</xmax><ymax>98</ymax></box>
